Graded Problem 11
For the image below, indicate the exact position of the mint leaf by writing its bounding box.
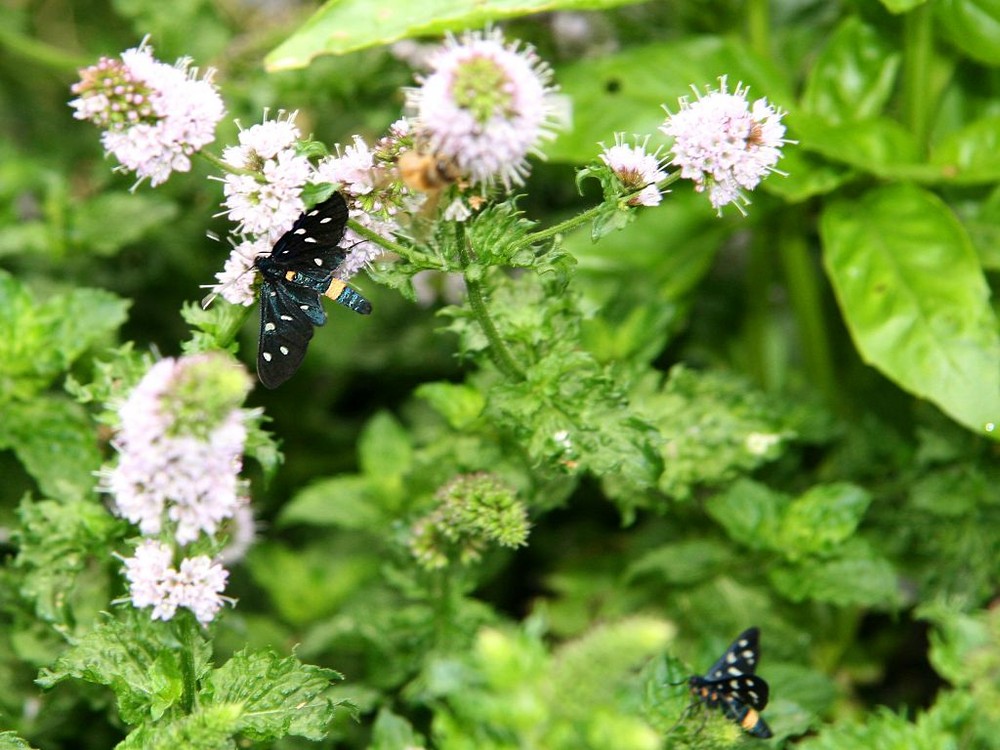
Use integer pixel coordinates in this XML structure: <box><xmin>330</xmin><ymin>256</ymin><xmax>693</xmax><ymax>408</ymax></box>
<box><xmin>37</xmin><ymin>613</ymin><xmax>211</xmax><ymax>726</ymax></box>
<box><xmin>0</xmin><ymin>396</ymin><xmax>102</xmax><ymax>501</ymax></box>
<box><xmin>202</xmin><ymin>648</ymin><xmax>349</xmax><ymax>741</ymax></box>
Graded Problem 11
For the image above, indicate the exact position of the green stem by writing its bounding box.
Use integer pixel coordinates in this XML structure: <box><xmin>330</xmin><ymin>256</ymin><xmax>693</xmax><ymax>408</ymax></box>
<box><xmin>457</xmin><ymin>227</ymin><xmax>526</xmax><ymax>381</ymax></box>
<box><xmin>745</xmin><ymin>0</ymin><xmax>772</xmax><ymax>59</ymax></box>
<box><xmin>777</xmin><ymin>212</ymin><xmax>839</xmax><ymax>407</ymax></box>
<box><xmin>901</xmin><ymin>4</ymin><xmax>935</xmax><ymax>152</ymax></box>
<box><xmin>347</xmin><ymin>218</ymin><xmax>422</xmax><ymax>264</ymax></box>
<box><xmin>176</xmin><ymin>614</ymin><xmax>200</xmax><ymax>714</ymax></box>
<box><xmin>524</xmin><ymin>172</ymin><xmax>683</xmax><ymax>248</ymax></box>
<box><xmin>744</xmin><ymin>233</ymin><xmax>774</xmax><ymax>388</ymax></box>
<box><xmin>0</xmin><ymin>26</ymin><xmax>90</xmax><ymax>71</ymax></box>
<box><xmin>215</xmin><ymin>302</ymin><xmax>254</xmax><ymax>349</ymax></box>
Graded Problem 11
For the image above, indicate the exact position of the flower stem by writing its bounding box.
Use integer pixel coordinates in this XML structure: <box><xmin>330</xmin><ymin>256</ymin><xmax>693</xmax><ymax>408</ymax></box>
<box><xmin>456</xmin><ymin>226</ymin><xmax>526</xmax><ymax>381</ymax></box>
<box><xmin>902</xmin><ymin>3</ymin><xmax>934</xmax><ymax>151</ymax></box>
<box><xmin>176</xmin><ymin>614</ymin><xmax>201</xmax><ymax>714</ymax></box>
<box><xmin>347</xmin><ymin>219</ymin><xmax>423</xmax><ymax>264</ymax></box>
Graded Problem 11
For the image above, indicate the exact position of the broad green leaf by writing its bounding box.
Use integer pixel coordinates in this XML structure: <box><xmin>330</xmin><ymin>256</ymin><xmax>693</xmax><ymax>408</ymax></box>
<box><xmin>763</xmin><ymin>148</ymin><xmax>855</xmax><ymax>203</ymax></box>
<box><xmin>778</xmin><ymin>483</ymin><xmax>871</xmax><ymax>560</ymax></box>
<box><xmin>930</xmin><ymin>115</ymin><xmax>1000</xmax><ymax>184</ymax></box>
<box><xmin>549</xmin><ymin>37</ymin><xmax>792</xmax><ymax>163</ymax></box>
<box><xmin>277</xmin><ymin>475</ymin><xmax>385</xmax><ymax>529</ymax></box>
<box><xmin>625</xmin><ymin>539</ymin><xmax>736</xmax><ymax>586</ymax></box>
<box><xmin>0</xmin><ymin>733</ymin><xmax>37</xmax><ymax>750</ymax></box>
<box><xmin>14</xmin><ymin>497</ymin><xmax>120</xmax><ymax>631</ymax></box>
<box><xmin>919</xmin><ymin>602</ymin><xmax>1000</xmax><ymax>686</ymax></box>
<box><xmin>247</xmin><ymin>544</ymin><xmax>378</xmax><ymax>624</ymax></box>
<box><xmin>71</xmin><ymin>193</ymin><xmax>178</xmax><ymax>256</ymax></box>
<box><xmin>203</xmin><ymin>648</ymin><xmax>347</xmax><ymax>741</ymax></box>
<box><xmin>358</xmin><ymin>410</ymin><xmax>413</xmax><ymax>480</ymax></box>
<box><xmin>821</xmin><ymin>184</ymin><xmax>1000</xmax><ymax>437</ymax></box>
<box><xmin>801</xmin><ymin>17</ymin><xmax>900</xmax><ymax>123</ymax></box>
<box><xmin>879</xmin><ymin>0</ymin><xmax>928</xmax><ymax>11</ymax></box>
<box><xmin>769</xmin><ymin>541</ymin><xmax>901</xmax><ymax>607</ymax></box>
<box><xmin>415</xmin><ymin>381</ymin><xmax>486</xmax><ymax>429</ymax></box>
<box><xmin>637</xmin><ymin>370</ymin><xmax>793</xmax><ymax>503</ymax></box>
<box><xmin>370</xmin><ymin>708</ymin><xmax>425</xmax><ymax>750</ymax></box>
<box><xmin>705</xmin><ymin>479</ymin><xmax>786</xmax><ymax>551</ymax></box>
<box><xmin>265</xmin><ymin>0</ymin><xmax>642</xmax><ymax>70</ymax></box>
<box><xmin>0</xmin><ymin>270</ymin><xmax>129</xmax><ymax>397</ymax></box>
<box><xmin>37</xmin><ymin>612</ymin><xmax>211</xmax><ymax>726</ymax></box>
<box><xmin>0</xmin><ymin>396</ymin><xmax>102</xmax><ymax>500</ymax></box>
<box><xmin>935</xmin><ymin>0</ymin><xmax>1000</xmax><ymax>65</ymax></box>
<box><xmin>792</xmin><ymin>114</ymin><xmax>931</xmax><ymax>179</ymax></box>
<box><xmin>115</xmin><ymin>705</ymin><xmax>243</xmax><ymax>750</ymax></box>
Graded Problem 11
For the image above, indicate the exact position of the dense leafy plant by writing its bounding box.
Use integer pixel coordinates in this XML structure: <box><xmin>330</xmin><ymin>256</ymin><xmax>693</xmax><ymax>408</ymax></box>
<box><xmin>1</xmin><ymin>1</ymin><xmax>998</xmax><ymax>749</ymax></box>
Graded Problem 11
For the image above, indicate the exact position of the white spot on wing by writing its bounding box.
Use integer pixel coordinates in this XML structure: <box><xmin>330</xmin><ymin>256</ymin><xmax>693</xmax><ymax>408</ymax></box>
<box><xmin>262</xmin><ymin>352</ymin><xmax>272</xmax><ymax>362</ymax></box>
<box><xmin>279</xmin><ymin>346</ymin><xmax>289</xmax><ymax>355</ymax></box>
<box><xmin>264</xmin><ymin>322</ymin><xmax>276</xmax><ymax>331</ymax></box>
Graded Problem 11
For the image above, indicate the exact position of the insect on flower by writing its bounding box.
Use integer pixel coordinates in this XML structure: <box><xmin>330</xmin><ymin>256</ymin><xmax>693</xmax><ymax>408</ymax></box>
<box><xmin>254</xmin><ymin>193</ymin><xmax>371</xmax><ymax>388</ymax></box>
<box><xmin>683</xmin><ymin>627</ymin><xmax>773</xmax><ymax>739</ymax></box>
<box><xmin>397</xmin><ymin>148</ymin><xmax>462</xmax><ymax>193</ymax></box>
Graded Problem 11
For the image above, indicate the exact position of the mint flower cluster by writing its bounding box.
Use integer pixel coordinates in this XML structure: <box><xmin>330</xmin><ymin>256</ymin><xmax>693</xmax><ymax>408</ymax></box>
<box><xmin>101</xmin><ymin>353</ymin><xmax>254</xmax><ymax>624</ymax></box>
<box><xmin>69</xmin><ymin>39</ymin><xmax>224</xmax><ymax>187</ymax></box>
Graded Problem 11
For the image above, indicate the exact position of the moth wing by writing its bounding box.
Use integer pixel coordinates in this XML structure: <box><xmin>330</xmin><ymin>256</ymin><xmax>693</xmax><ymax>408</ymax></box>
<box><xmin>705</xmin><ymin>627</ymin><xmax>762</xmax><ymax>679</ymax></box>
<box><xmin>256</xmin><ymin>281</ymin><xmax>325</xmax><ymax>389</ymax></box>
<box><xmin>699</xmin><ymin>674</ymin><xmax>769</xmax><ymax>711</ymax></box>
<box><xmin>270</xmin><ymin>194</ymin><xmax>349</xmax><ymax>269</ymax></box>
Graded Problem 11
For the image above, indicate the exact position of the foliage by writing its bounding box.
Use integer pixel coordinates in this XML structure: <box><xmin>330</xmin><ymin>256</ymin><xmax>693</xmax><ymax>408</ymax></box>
<box><xmin>2</xmin><ymin>0</ymin><xmax>999</xmax><ymax>749</ymax></box>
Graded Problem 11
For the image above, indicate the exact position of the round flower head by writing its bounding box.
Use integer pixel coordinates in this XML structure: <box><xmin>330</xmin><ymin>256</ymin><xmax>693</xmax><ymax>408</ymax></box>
<box><xmin>405</xmin><ymin>28</ymin><xmax>562</xmax><ymax>189</ymax></box>
<box><xmin>599</xmin><ymin>134</ymin><xmax>668</xmax><ymax>207</ymax></box>
<box><xmin>220</xmin><ymin>111</ymin><xmax>311</xmax><ymax>237</ymax></box>
<box><xmin>70</xmin><ymin>39</ymin><xmax>224</xmax><ymax>187</ymax></box>
<box><xmin>122</xmin><ymin>540</ymin><xmax>231</xmax><ymax>624</ymax></box>
<box><xmin>660</xmin><ymin>76</ymin><xmax>788</xmax><ymax>214</ymax></box>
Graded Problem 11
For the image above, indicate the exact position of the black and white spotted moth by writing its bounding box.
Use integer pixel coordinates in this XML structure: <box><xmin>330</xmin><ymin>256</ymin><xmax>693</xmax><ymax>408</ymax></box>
<box><xmin>687</xmin><ymin>627</ymin><xmax>773</xmax><ymax>738</ymax></box>
<box><xmin>254</xmin><ymin>193</ymin><xmax>371</xmax><ymax>388</ymax></box>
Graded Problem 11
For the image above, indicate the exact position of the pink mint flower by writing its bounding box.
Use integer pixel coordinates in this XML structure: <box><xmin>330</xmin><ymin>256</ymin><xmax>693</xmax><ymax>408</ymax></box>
<box><xmin>660</xmin><ymin>76</ymin><xmax>789</xmax><ymax>214</ymax></box>
<box><xmin>599</xmin><ymin>134</ymin><xmax>668</xmax><ymax>207</ymax></box>
<box><xmin>101</xmin><ymin>354</ymin><xmax>252</xmax><ymax>546</ymax></box>
<box><xmin>220</xmin><ymin>112</ymin><xmax>311</xmax><ymax>237</ymax></box>
<box><xmin>70</xmin><ymin>40</ymin><xmax>224</xmax><ymax>187</ymax></box>
<box><xmin>122</xmin><ymin>540</ymin><xmax>230</xmax><ymax>624</ymax></box>
<box><xmin>404</xmin><ymin>28</ymin><xmax>563</xmax><ymax>189</ymax></box>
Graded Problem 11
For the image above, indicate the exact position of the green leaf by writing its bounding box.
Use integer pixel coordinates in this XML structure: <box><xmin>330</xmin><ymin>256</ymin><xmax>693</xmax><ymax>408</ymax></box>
<box><xmin>115</xmin><ymin>704</ymin><xmax>242</xmax><ymax>750</ymax></box>
<box><xmin>930</xmin><ymin>115</ymin><xmax>1000</xmax><ymax>184</ymax></box>
<box><xmin>71</xmin><ymin>193</ymin><xmax>178</xmax><ymax>256</ymax></box>
<box><xmin>918</xmin><ymin>602</ymin><xmax>1000</xmax><ymax>686</ymax></box>
<box><xmin>0</xmin><ymin>731</ymin><xmax>39</xmax><ymax>750</ymax></box>
<box><xmin>801</xmin><ymin>17</ymin><xmax>900</xmax><ymax>123</ymax></box>
<box><xmin>265</xmin><ymin>0</ymin><xmax>641</xmax><ymax>70</ymax></box>
<box><xmin>415</xmin><ymin>381</ymin><xmax>486</xmax><ymax>429</ymax></box>
<box><xmin>935</xmin><ymin>0</ymin><xmax>1000</xmax><ymax>65</ymax></box>
<box><xmin>0</xmin><ymin>396</ymin><xmax>102</xmax><ymax>500</ymax></box>
<box><xmin>247</xmin><ymin>544</ymin><xmax>379</xmax><ymax>624</ymax></box>
<box><xmin>879</xmin><ymin>0</ymin><xmax>928</xmax><ymax>11</ymax></box>
<box><xmin>0</xmin><ymin>270</ymin><xmax>129</xmax><ymax>397</ymax></box>
<box><xmin>277</xmin><ymin>475</ymin><xmax>385</xmax><ymax>530</ymax></box>
<box><xmin>13</xmin><ymin>497</ymin><xmax>121</xmax><ymax>631</ymax></box>
<box><xmin>370</xmin><ymin>708</ymin><xmax>425</xmax><ymax>750</ymax></box>
<box><xmin>202</xmin><ymin>648</ymin><xmax>348</xmax><ymax>741</ymax></box>
<box><xmin>638</xmin><ymin>369</ymin><xmax>794</xmax><ymax>503</ymax></box>
<box><xmin>358</xmin><ymin>410</ymin><xmax>413</xmax><ymax>480</ymax></box>
<box><xmin>792</xmin><ymin>114</ymin><xmax>929</xmax><ymax>179</ymax></box>
<box><xmin>821</xmin><ymin>184</ymin><xmax>1000</xmax><ymax>437</ymax></box>
<box><xmin>778</xmin><ymin>483</ymin><xmax>872</xmax><ymax>560</ymax></box>
<box><xmin>549</xmin><ymin>37</ymin><xmax>792</xmax><ymax>163</ymax></box>
<box><xmin>626</xmin><ymin>539</ymin><xmax>736</xmax><ymax>586</ymax></box>
<box><xmin>37</xmin><ymin>612</ymin><xmax>211</xmax><ymax>726</ymax></box>
<box><xmin>768</xmin><ymin>541</ymin><xmax>901</xmax><ymax>607</ymax></box>
<box><xmin>705</xmin><ymin>479</ymin><xmax>786</xmax><ymax>551</ymax></box>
